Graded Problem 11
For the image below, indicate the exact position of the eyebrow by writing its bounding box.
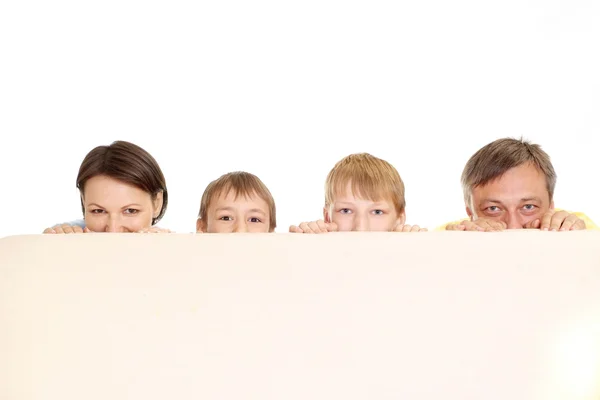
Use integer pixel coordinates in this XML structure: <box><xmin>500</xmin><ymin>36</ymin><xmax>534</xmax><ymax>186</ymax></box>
<box><xmin>215</xmin><ymin>207</ymin><xmax>267</xmax><ymax>215</ymax></box>
<box><xmin>480</xmin><ymin>197</ymin><xmax>542</xmax><ymax>204</ymax></box>
<box><xmin>122</xmin><ymin>204</ymin><xmax>142</xmax><ymax>208</ymax></box>
<box><xmin>520</xmin><ymin>197</ymin><xmax>542</xmax><ymax>203</ymax></box>
<box><xmin>335</xmin><ymin>201</ymin><xmax>390</xmax><ymax>207</ymax></box>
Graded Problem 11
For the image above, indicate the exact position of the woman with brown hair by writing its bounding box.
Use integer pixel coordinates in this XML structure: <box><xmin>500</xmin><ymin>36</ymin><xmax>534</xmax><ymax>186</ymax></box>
<box><xmin>43</xmin><ymin>140</ymin><xmax>171</xmax><ymax>233</ymax></box>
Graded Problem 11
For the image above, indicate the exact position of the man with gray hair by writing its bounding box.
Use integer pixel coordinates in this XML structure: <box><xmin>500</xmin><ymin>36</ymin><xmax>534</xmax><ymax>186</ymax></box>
<box><xmin>443</xmin><ymin>137</ymin><xmax>596</xmax><ymax>231</ymax></box>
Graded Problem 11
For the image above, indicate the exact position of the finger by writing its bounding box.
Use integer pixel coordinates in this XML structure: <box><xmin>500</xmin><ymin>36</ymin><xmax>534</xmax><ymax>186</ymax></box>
<box><xmin>480</xmin><ymin>219</ymin><xmax>502</xmax><ymax>232</ymax></box>
<box><xmin>559</xmin><ymin>214</ymin><xmax>581</xmax><ymax>231</ymax></box>
<box><xmin>540</xmin><ymin>210</ymin><xmax>555</xmax><ymax>231</ymax></box>
<box><xmin>392</xmin><ymin>224</ymin><xmax>404</xmax><ymax>232</ymax></box>
<box><xmin>571</xmin><ymin>218</ymin><xmax>586</xmax><ymax>231</ymax></box>
<box><xmin>461</xmin><ymin>221</ymin><xmax>485</xmax><ymax>232</ymax></box>
<box><xmin>52</xmin><ymin>226</ymin><xmax>66</xmax><ymax>234</ymax></box>
<box><xmin>445</xmin><ymin>224</ymin><xmax>465</xmax><ymax>231</ymax></box>
<box><xmin>326</xmin><ymin>221</ymin><xmax>339</xmax><ymax>232</ymax></box>
<box><xmin>299</xmin><ymin>222</ymin><xmax>317</xmax><ymax>234</ymax></box>
<box><xmin>83</xmin><ymin>227</ymin><xmax>91</xmax><ymax>233</ymax></box>
<box><xmin>316</xmin><ymin>219</ymin><xmax>329</xmax><ymax>233</ymax></box>
<box><xmin>410</xmin><ymin>225</ymin><xmax>422</xmax><ymax>232</ymax></box>
<box><xmin>549</xmin><ymin>211</ymin><xmax>569</xmax><ymax>231</ymax></box>
<box><xmin>307</xmin><ymin>221</ymin><xmax>327</xmax><ymax>234</ymax></box>
<box><xmin>73</xmin><ymin>226</ymin><xmax>84</xmax><ymax>234</ymax></box>
<box><xmin>524</xmin><ymin>219</ymin><xmax>540</xmax><ymax>229</ymax></box>
<box><xmin>43</xmin><ymin>228</ymin><xmax>56</xmax><ymax>234</ymax></box>
<box><xmin>491</xmin><ymin>220</ymin><xmax>507</xmax><ymax>231</ymax></box>
<box><xmin>403</xmin><ymin>225</ymin><xmax>414</xmax><ymax>232</ymax></box>
<box><xmin>419</xmin><ymin>227</ymin><xmax>428</xmax><ymax>232</ymax></box>
<box><xmin>60</xmin><ymin>224</ymin><xmax>76</xmax><ymax>234</ymax></box>
<box><xmin>289</xmin><ymin>225</ymin><xmax>303</xmax><ymax>233</ymax></box>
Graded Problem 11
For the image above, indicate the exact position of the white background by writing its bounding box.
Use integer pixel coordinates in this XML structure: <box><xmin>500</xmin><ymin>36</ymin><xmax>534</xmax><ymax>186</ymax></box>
<box><xmin>0</xmin><ymin>0</ymin><xmax>599</xmax><ymax>237</ymax></box>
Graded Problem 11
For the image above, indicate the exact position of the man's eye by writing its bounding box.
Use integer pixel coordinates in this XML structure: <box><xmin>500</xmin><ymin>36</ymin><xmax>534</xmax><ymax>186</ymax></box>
<box><xmin>523</xmin><ymin>204</ymin><xmax>536</xmax><ymax>211</ymax></box>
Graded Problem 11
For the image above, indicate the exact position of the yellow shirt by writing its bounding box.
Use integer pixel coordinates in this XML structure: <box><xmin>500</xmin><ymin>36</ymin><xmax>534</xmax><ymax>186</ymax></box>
<box><xmin>435</xmin><ymin>210</ymin><xmax>598</xmax><ymax>231</ymax></box>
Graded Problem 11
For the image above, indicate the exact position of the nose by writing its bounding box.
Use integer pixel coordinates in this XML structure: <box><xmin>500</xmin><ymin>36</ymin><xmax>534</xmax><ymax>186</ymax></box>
<box><xmin>233</xmin><ymin>221</ymin><xmax>248</xmax><ymax>233</ymax></box>
<box><xmin>505</xmin><ymin>212</ymin><xmax>524</xmax><ymax>229</ymax></box>
<box><xmin>354</xmin><ymin>215</ymin><xmax>369</xmax><ymax>232</ymax></box>
<box><xmin>105</xmin><ymin>216</ymin><xmax>122</xmax><ymax>232</ymax></box>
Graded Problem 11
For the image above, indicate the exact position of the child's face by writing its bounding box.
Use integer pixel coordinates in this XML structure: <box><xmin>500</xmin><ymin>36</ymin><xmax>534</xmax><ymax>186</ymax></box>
<box><xmin>324</xmin><ymin>183</ymin><xmax>405</xmax><ymax>232</ymax></box>
<box><xmin>199</xmin><ymin>190</ymin><xmax>272</xmax><ymax>233</ymax></box>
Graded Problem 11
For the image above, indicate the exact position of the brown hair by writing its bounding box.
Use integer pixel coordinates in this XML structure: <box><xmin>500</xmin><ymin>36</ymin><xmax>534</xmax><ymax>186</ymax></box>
<box><xmin>461</xmin><ymin>137</ymin><xmax>556</xmax><ymax>204</ymax></box>
<box><xmin>76</xmin><ymin>141</ymin><xmax>168</xmax><ymax>225</ymax></box>
<box><xmin>325</xmin><ymin>153</ymin><xmax>406</xmax><ymax>214</ymax></box>
<box><xmin>198</xmin><ymin>171</ymin><xmax>276</xmax><ymax>231</ymax></box>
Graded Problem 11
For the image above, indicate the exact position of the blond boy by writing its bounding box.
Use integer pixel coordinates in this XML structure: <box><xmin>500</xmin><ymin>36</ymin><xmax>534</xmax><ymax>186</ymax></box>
<box><xmin>442</xmin><ymin>137</ymin><xmax>597</xmax><ymax>231</ymax></box>
<box><xmin>289</xmin><ymin>153</ymin><xmax>426</xmax><ymax>233</ymax></box>
<box><xmin>197</xmin><ymin>171</ymin><xmax>276</xmax><ymax>233</ymax></box>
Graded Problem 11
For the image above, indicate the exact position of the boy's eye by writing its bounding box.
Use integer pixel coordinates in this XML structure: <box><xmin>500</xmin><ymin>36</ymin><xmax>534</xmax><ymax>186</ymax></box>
<box><xmin>249</xmin><ymin>217</ymin><xmax>262</xmax><ymax>223</ymax></box>
<box><xmin>219</xmin><ymin>216</ymin><xmax>233</xmax><ymax>221</ymax></box>
<box><xmin>373</xmin><ymin>209</ymin><xmax>384</xmax><ymax>215</ymax></box>
<box><xmin>339</xmin><ymin>208</ymin><xmax>352</xmax><ymax>214</ymax></box>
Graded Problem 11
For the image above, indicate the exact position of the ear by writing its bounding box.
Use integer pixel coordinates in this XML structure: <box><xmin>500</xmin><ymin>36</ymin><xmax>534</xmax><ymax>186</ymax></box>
<box><xmin>466</xmin><ymin>206</ymin><xmax>474</xmax><ymax>221</ymax></box>
<box><xmin>196</xmin><ymin>217</ymin><xmax>205</xmax><ymax>233</ymax></box>
<box><xmin>153</xmin><ymin>191</ymin><xmax>164</xmax><ymax>218</ymax></box>
<box><xmin>396</xmin><ymin>210</ymin><xmax>406</xmax><ymax>226</ymax></box>
<box><xmin>323</xmin><ymin>206</ymin><xmax>331</xmax><ymax>223</ymax></box>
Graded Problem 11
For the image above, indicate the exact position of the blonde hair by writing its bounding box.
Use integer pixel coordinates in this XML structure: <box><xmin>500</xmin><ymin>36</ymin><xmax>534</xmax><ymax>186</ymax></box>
<box><xmin>325</xmin><ymin>153</ymin><xmax>405</xmax><ymax>214</ymax></box>
<box><xmin>198</xmin><ymin>171</ymin><xmax>276</xmax><ymax>231</ymax></box>
<box><xmin>462</xmin><ymin>137</ymin><xmax>556</xmax><ymax>205</ymax></box>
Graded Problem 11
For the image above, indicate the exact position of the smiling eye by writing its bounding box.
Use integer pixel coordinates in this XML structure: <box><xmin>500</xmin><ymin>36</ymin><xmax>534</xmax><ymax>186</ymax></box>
<box><xmin>523</xmin><ymin>204</ymin><xmax>537</xmax><ymax>211</ymax></box>
<box><xmin>249</xmin><ymin>217</ymin><xmax>262</xmax><ymax>223</ymax></box>
<box><xmin>124</xmin><ymin>208</ymin><xmax>139</xmax><ymax>215</ymax></box>
<box><xmin>219</xmin><ymin>216</ymin><xmax>233</xmax><ymax>221</ymax></box>
<box><xmin>487</xmin><ymin>206</ymin><xmax>500</xmax><ymax>212</ymax></box>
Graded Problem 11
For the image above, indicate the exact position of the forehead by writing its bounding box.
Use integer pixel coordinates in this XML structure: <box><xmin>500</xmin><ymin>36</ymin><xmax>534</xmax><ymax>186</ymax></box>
<box><xmin>83</xmin><ymin>175</ymin><xmax>151</xmax><ymax>203</ymax></box>
<box><xmin>333</xmin><ymin>183</ymin><xmax>394</xmax><ymax>206</ymax></box>
<box><xmin>472</xmin><ymin>164</ymin><xmax>549</xmax><ymax>201</ymax></box>
<box><xmin>211</xmin><ymin>189</ymin><xmax>270</xmax><ymax>211</ymax></box>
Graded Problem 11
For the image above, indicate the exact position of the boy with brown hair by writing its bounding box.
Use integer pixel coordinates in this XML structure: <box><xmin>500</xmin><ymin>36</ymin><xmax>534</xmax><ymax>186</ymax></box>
<box><xmin>443</xmin><ymin>137</ymin><xmax>597</xmax><ymax>231</ymax></box>
<box><xmin>289</xmin><ymin>153</ymin><xmax>426</xmax><ymax>233</ymax></box>
<box><xmin>196</xmin><ymin>171</ymin><xmax>276</xmax><ymax>233</ymax></box>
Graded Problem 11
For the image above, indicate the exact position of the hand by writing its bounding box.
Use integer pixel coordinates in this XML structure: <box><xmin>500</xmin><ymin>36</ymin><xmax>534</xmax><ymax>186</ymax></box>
<box><xmin>393</xmin><ymin>224</ymin><xmax>428</xmax><ymax>232</ymax></box>
<box><xmin>43</xmin><ymin>224</ymin><xmax>90</xmax><ymax>234</ymax></box>
<box><xmin>289</xmin><ymin>220</ymin><xmax>338</xmax><ymax>234</ymax></box>
<box><xmin>446</xmin><ymin>218</ymin><xmax>507</xmax><ymax>232</ymax></box>
<box><xmin>136</xmin><ymin>227</ymin><xmax>173</xmax><ymax>233</ymax></box>
<box><xmin>534</xmin><ymin>210</ymin><xmax>586</xmax><ymax>231</ymax></box>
